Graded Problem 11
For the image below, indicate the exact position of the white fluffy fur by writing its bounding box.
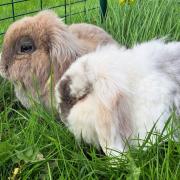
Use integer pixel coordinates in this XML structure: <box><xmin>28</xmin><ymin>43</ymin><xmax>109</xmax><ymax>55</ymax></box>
<box><xmin>55</xmin><ymin>39</ymin><xmax>180</xmax><ymax>156</ymax></box>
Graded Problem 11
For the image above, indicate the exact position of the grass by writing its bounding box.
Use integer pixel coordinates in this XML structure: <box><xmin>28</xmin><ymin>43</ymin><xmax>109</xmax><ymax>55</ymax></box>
<box><xmin>0</xmin><ymin>0</ymin><xmax>180</xmax><ymax>179</ymax></box>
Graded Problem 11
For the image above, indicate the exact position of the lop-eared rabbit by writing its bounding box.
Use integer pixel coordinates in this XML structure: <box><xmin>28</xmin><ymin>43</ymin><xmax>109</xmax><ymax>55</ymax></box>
<box><xmin>0</xmin><ymin>10</ymin><xmax>116</xmax><ymax>109</ymax></box>
<box><xmin>56</xmin><ymin>40</ymin><xmax>180</xmax><ymax>156</ymax></box>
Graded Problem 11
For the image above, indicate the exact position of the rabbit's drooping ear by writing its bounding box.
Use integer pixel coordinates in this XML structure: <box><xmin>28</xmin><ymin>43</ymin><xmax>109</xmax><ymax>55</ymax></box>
<box><xmin>95</xmin><ymin>85</ymin><xmax>133</xmax><ymax>156</ymax></box>
<box><xmin>46</xmin><ymin>15</ymin><xmax>87</xmax><ymax>80</ymax></box>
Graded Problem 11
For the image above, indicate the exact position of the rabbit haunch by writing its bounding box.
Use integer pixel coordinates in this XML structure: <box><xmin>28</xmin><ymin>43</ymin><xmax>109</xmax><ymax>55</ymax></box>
<box><xmin>0</xmin><ymin>10</ymin><xmax>116</xmax><ymax>109</ymax></box>
<box><xmin>56</xmin><ymin>40</ymin><xmax>180</xmax><ymax>156</ymax></box>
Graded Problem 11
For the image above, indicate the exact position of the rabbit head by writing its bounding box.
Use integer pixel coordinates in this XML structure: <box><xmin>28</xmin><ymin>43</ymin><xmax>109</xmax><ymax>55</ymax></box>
<box><xmin>55</xmin><ymin>48</ymin><xmax>133</xmax><ymax>155</ymax></box>
<box><xmin>0</xmin><ymin>11</ymin><xmax>88</xmax><ymax>108</ymax></box>
<box><xmin>0</xmin><ymin>10</ymin><xmax>116</xmax><ymax>109</ymax></box>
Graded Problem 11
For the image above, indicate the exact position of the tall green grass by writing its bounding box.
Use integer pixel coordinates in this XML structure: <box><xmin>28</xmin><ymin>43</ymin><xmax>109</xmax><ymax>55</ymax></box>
<box><xmin>0</xmin><ymin>0</ymin><xmax>180</xmax><ymax>179</ymax></box>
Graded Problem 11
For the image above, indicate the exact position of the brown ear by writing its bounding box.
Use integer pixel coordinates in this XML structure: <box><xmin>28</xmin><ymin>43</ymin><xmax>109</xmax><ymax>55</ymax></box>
<box><xmin>112</xmin><ymin>93</ymin><xmax>132</xmax><ymax>138</ymax></box>
<box><xmin>95</xmin><ymin>91</ymin><xmax>132</xmax><ymax>155</ymax></box>
<box><xmin>47</xmin><ymin>16</ymin><xmax>87</xmax><ymax>79</ymax></box>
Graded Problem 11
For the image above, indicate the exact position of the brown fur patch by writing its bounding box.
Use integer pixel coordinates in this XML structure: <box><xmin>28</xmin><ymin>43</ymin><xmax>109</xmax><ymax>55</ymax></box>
<box><xmin>58</xmin><ymin>76</ymin><xmax>92</xmax><ymax>120</ymax></box>
<box><xmin>58</xmin><ymin>76</ymin><xmax>76</xmax><ymax>119</ymax></box>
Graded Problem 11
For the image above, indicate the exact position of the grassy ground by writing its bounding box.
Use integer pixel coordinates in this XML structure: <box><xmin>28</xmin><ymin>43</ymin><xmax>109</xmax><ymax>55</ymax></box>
<box><xmin>0</xmin><ymin>0</ymin><xmax>180</xmax><ymax>179</ymax></box>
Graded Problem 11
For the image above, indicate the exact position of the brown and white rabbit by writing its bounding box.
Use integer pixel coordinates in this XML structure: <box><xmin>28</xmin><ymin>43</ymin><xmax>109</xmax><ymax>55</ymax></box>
<box><xmin>55</xmin><ymin>39</ymin><xmax>180</xmax><ymax>156</ymax></box>
<box><xmin>0</xmin><ymin>10</ymin><xmax>116</xmax><ymax>109</ymax></box>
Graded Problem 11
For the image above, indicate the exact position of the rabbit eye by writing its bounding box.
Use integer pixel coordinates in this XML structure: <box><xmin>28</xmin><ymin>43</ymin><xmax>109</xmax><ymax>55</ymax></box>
<box><xmin>20</xmin><ymin>42</ymin><xmax>34</xmax><ymax>53</ymax></box>
<box><xmin>17</xmin><ymin>37</ymin><xmax>36</xmax><ymax>54</ymax></box>
<box><xmin>20</xmin><ymin>43</ymin><xmax>33</xmax><ymax>53</ymax></box>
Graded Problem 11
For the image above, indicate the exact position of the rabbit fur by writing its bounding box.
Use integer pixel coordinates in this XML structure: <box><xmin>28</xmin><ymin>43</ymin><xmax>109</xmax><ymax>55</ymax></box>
<box><xmin>55</xmin><ymin>39</ymin><xmax>180</xmax><ymax>156</ymax></box>
<box><xmin>0</xmin><ymin>10</ymin><xmax>116</xmax><ymax>109</ymax></box>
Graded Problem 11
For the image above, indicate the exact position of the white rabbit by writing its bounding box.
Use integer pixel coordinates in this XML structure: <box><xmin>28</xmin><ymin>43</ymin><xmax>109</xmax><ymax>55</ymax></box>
<box><xmin>55</xmin><ymin>39</ymin><xmax>180</xmax><ymax>156</ymax></box>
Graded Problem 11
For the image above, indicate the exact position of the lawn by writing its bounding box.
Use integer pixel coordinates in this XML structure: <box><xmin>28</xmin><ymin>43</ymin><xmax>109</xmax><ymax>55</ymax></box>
<box><xmin>0</xmin><ymin>0</ymin><xmax>180</xmax><ymax>179</ymax></box>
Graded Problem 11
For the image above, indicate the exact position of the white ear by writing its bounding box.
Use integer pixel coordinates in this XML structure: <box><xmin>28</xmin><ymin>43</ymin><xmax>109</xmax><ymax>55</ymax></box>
<box><xmin>94</xmin><ymin>81</ymin><xmax>133</xmax><ymax>156</ymax></box>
